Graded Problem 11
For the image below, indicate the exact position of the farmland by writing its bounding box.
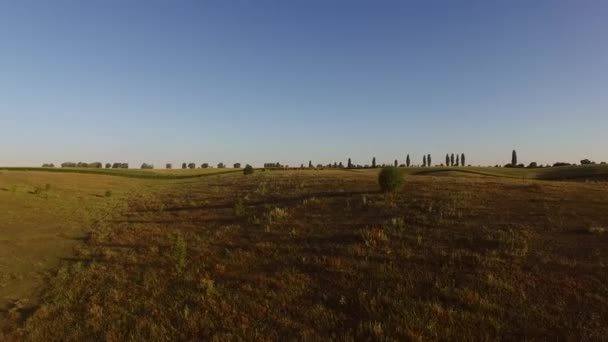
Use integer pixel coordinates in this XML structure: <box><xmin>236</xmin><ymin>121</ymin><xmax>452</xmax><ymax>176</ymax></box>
<box><xmin>1</xmin><ymin>166</ymin><xmax>608</xmax><ymax>340</ymax></box>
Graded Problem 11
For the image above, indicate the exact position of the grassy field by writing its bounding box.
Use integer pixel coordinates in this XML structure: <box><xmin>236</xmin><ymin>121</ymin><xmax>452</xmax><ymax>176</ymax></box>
<box><xmin>0</xmin><ymin>171</ymin><xmax>154</xmax><ymax>324</ymax></box>
<box><xmin>1</xmin><ymin>167</ymin><xmax>608</xmax><ymax>339</ymax></box>
<box><xmin>352</xmin><ymin>164</ymin><xmax>608</xmax><ymax>181</ymax></box>
<box><xmin>0</xmin><ymin>167</ymin><xmax>242</xmax><ymax>179</ymax></box>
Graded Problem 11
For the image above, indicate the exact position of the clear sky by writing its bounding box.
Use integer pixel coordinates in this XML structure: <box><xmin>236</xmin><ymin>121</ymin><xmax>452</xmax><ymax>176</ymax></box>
<box><xmin>1</xmin><ymin>0</ymin><xmax>607</xmax><ymax>167</ymax></box>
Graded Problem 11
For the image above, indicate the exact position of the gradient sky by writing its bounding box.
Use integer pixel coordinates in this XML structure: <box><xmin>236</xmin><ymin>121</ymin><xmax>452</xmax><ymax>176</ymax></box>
<box><xmin>1</xmin><ymin>0</ymin><xmax>607</xmax><ymax>167</ymax></box>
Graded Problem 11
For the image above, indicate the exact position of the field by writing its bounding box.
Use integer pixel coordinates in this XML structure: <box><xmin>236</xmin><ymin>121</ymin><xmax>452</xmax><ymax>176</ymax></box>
<box><xmin>1</xmin><ymin>166</ymin><xmax>608</xmax><ymax>340</ymax></box>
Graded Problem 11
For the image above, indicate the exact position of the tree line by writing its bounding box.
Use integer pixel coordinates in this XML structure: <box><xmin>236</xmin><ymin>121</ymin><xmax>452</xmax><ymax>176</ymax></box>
<box><xmin>41</xmin><ymin>151</ymin><xmax>605</xmax><ymax>170</ymax></box>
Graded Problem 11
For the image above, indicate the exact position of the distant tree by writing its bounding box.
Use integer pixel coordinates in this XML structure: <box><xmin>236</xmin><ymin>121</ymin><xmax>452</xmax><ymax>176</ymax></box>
<box><xmin>580</xmin><ymin>159</ymin><xmax>592</xmax><ymax>165</ymax></box>
<box><xmin>406</xmin><ymin>154</ymin><xmax>410</xmax><ymax>167</ymax></box>
<box><xmin>527</xmin><ymin>162</ymin><xmax>538</xmax><ymax>168</ymax></box>
<box><xmin>182</xmin><ymin>163</ymin><xmax>187</xmax><ymax>169</ymax></box>
<box><xmin>348</xmin><ymin>158</ymin><xmax>352</xmax><ymax>168</ymax></box>
<box><xmin>461</xmin><ymin>153</ymin><xmax>465</xmax><ymax>167</ymax></box>
<box><xmin>112</xmin><ymin>163</ymin><xmax>122</xmax><ymax>169</ymax></box>
<box><xmin>423</xmin><ymin>155</ymin><xmax>427</xmax><ymax>167</ymax></box>
<box><xmin>141</xmin><ymin>163</ymin><xmax>154</xmax><ymax>169</ymax></box>
<box><xmin>450</xmin><ymin>153</ymin><xmax>455</xmax><ymax>166</ymax></box>
<box><xmin>188</xmin><ymin>163</ymin><xmax>196</xmax><ymax>169</ymax></box>
<box><xmin>455</xmin><ymin>155</ymin><xmax>460</xmax><ymax>167</ymax></box>
<box><xmin>553</xmin><ymin>162</ymin><xmax>571</xmax><ymax>167</ymax></box>
<box><xmin>121</xmin><ymin>163</ymin><xmax>128</xmax><ymax>169</ymax></box>
<box><xmin>233</xmin><ymin>163</ymin><xmax>241</xmax><ymax>168</ymax></box>
<box><xmin>394</xmin><ymin>159</ymin><xmax>398</xmax><ymax>167</ymax></box>
<box><xmin>339</xmin><ymin>162</ymin><xmax>344</xmax><ymax>168</ymax></box>
<box><xmin>372</xmin><ymin>157</ymin><xmax>376</xmax><ymax>168</ymax></box>
<box><xmin>309</xmin><ymin>160</ymin><xmax>313</xmax><ymax>168</ymax></box>
<box><xmin>89</xmin><ymin>162</ymin><xmax>102</xmax><ymax>168</ymax></box>
<box><xmin>105</xmin><ymin>163</ymin><xmax>111</xmax><ymax>169</ymax></box>
<box><xmin>42</xmin><ymin>163</ymin><xmax>55</xmax><ymax>168</ymax></box>
<box><xmin>512</xmin><ymin>150</ymin><xmax>518</xmax><ymax>166</ymax></box>
<box><xmin>427</xmin><ymin>154</ymin><xmax>431</xmax><ymax>167</ymax></box>
<box><xmin>217</xmin><ymin>162</ymin><xmax>225</xmax><ymax>168</ymax></box>
<box><xmin>166</xmin><ymin>163</ymin><xmax>172</xmax><ymax>169</ymax></box>
<box><xmin>201</xmin><ymin>163</ymin><xmax>209</xmax><ymax>168</ymax></box>
<box><xmin>446</xmin><ymin>154</ymin><xmax>450</xmax><ymax>166</ymax></box>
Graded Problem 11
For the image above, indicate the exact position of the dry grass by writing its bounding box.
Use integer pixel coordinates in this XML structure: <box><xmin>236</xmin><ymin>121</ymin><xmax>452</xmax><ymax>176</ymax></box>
<box><xmin>0</xmin><ymin>171</ymin><xmax>152</xmax><ymax>336</ymax></box>
<box><xmin>2</xmin><ymin>170</ymin><xmax>608</xmax><ymax>340</ymax></box>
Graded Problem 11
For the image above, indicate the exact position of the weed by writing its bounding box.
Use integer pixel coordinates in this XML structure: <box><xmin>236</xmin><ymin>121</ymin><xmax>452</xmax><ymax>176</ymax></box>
<box><xmin>266</xmin><ymin>207</ymin><xmax>289</xmax><ymax>224</ymax></box>
<box><xmin>586</xmin><ymin>226</ymin><xmax>606</xmax><ymax>235</ymax></box>
<box><xmin>388</xmin><ymin>217</ymin><xmax>406</xmax><ymax>229</ymax></box>
<box><xmin>234</xmin><ymin>197</ymin><xmax>246</xmax><ymax>217</ymax></box>
<box><xmin>172</xmin><ymin>233</ymin><xmax>187</xmax><ymax>275</ymax></box>
<box><xmin>360</xmin><ymin>227</ymin><xmax>388</xmax><ymax>247</ymax></box>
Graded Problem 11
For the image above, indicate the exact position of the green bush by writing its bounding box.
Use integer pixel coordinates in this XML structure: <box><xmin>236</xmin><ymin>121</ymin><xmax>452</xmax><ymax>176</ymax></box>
<box><xmin>243</xmin><ymin>164</ymin><xmax>254</xmax><ymax>175</ymax></box>
<box><xmin>378</xmin><ymin>167</ymin><xmax>404</xmax><ymax>192</ymax></box>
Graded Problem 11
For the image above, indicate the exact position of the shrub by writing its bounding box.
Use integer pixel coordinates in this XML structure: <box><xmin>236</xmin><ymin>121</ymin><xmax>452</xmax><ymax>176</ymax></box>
<box><xmin>378</xmin><ymin>167</ymin><xmax>404</xmax><ymax>192</ymax></box>
<box><xmin>233</xmin><ymin>163</ymin><xmax>241</xmax><ymax>168</ymax></box>
<box><xmin>243</xmin><ymin>164</ymin><xmax>254</xmax><ymax>175</ymax></box>
<box><xmin>166</xmin><ymin>163</ymin><xmax>172</xmax><ymax>169</ymax></box>
<box><xmin>182</xmin><ymin>163</ymin><xmax>187</xmax><ymax>169</ymax></box>
<box><xmin>104</xmin><ymin>190</ymin><xmax>112</xmax><ymax>197</ymax></box>
<box><xmin>105</xmin><ymin>163</ymin><xmax>111</xmax><ymax>169</ymax></box>
<box><xmin>188</xmin><ymin>163</ymin><xmax>196</xmax><ymax>169</ymax></box>
<box><xmin>201</xmin><ymin>163</ymin><xmax>209</xmax><ymax>168</ymax></box>
<box><xmin>141</xmin><ymin>163</ymin><xmax>154</xmax><ymax>169</ymax></box>
<box><xmin>217</xmin><ymin>162</ymin><xmax>225</xmax><ymax>168</ymax></box>
<box><xmin>527</xmin><ymin>162</ymin><xmax>538</xmax><ymax>168</ymax></box>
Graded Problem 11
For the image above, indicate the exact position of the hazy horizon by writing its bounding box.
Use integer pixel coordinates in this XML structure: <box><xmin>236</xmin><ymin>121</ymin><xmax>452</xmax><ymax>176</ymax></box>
<box><xmin>1</xmin><ymin>0</ymin><xmax>607</xmax><ymax>167</ymax></box>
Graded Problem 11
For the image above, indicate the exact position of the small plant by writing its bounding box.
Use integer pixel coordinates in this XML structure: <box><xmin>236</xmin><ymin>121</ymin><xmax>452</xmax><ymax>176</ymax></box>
<box><xmin>172</xmin><ymin>233</ymin><xmax>187</xmax><ymax>275</ymax></box>
<box><xmin>388</xmin><ymin>217</ymin><xmax>405</xmax><ymax>229</ymax></box>
<box><xmin>360</xmin><ymin>227</ymin><xmax>388</xmax><ymax>247</ymax></box>
<box><xmin>234</xmin><ymin>198</ymin><xmax>245</xmax><ymax>217</ymax></box>
<box><xmin>267</xmin><ymin>207</ymin><xmax>289</xmax><ymax>224</ymax></box>
<box><xmin>243</xmin><ymin>164</ymin><xmax>254</xmax><ymax>175</ymax></box>
<box><xmin>586</xmin><ymin>226</ymin><xmax>606</xmax><ymax>235</ymax></box>
<box><xmin>378</xmin><ymin>167</ymin><xmax>404</xmax><ymax>192</ymax></box>
<box><xmin>104</xmin><ymin>190</ymin><xmax>112</xmax><ymax>197</ymax></box>
<box><xmin>31</xmin><ymin>184</ymin><xmax>51</xmax><ymax>197</ymax></box>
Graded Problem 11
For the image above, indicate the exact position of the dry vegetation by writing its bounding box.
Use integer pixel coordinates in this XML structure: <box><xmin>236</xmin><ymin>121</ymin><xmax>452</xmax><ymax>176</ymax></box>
<box><xmin>2</xmin><ymin>169</ymin><xmax>608</xmax><ymax>340</ymax></box>
<box><xmin>0</xmin><ymin>171</ymin><xmax>152</xmax><ymax>331</ymax></box>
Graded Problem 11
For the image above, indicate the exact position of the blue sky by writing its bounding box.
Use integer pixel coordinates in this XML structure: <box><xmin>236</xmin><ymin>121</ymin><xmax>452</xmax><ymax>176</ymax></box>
<box><xmin>1</xmin><ymin>0</ymin><xmax>607</xmax><ymax>167</ymax></box>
